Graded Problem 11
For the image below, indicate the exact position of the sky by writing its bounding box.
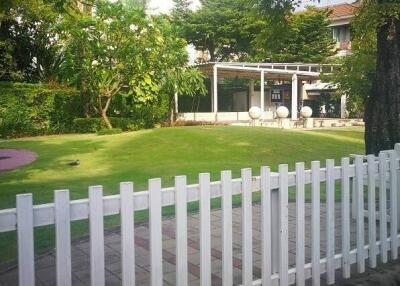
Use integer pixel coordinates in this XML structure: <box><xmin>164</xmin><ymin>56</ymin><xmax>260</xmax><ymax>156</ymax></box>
<box><xmin>147</xmin><ymin>0</ymin><xmax>355</xmax><ymax>14</ymax></box>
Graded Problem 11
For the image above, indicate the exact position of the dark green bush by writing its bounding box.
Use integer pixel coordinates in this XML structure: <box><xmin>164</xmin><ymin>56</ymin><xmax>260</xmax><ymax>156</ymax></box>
<box><xmin>109</xmin><ymin>117</ymin><xmax>135</xmax><ymax>131</ymax></box>
<box><xmin>72</xmin><ymin>118</ymin><xmax>103</xmax><ymax>133</ymax></box>
<box><xmin>0</xmin><ymin>82</ymin><xmax>82</xmax><ymax>138</ymax></box>
<box><xmin>0</xmin><ymin>82</ymin><xmax>173</xmax><ymax>138</ymax></box>
<box><xmin>96</xmin><ymin>128</ymin><xmax>123</xmax><ymax>135</ymax></box>
<box><xmin>72</xmin><ymin>117</ymin><xmax>135</xmax><ymax>133</ymax></box>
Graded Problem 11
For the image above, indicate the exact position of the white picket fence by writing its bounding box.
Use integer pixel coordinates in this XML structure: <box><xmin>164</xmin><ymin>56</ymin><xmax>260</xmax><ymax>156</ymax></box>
<box><xmin>0</xmin><ymin>144</ymin><xmax>400</xmax><ymax>286</ymax></box>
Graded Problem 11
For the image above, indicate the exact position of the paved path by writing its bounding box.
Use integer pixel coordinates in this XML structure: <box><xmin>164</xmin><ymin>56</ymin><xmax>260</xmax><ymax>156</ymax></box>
<box><xmin>0</xmin><ymin>203</ymin><xmax>372</xmax><ymax>286</ymax></box>
<box><xmin>0</xmin><ymin>149</ymin><xmax>37</xmax><ymax>172</ymax></box>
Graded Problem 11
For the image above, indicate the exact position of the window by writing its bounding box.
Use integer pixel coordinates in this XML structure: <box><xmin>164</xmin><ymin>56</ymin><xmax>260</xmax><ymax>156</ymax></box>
<box><xmin>332</xmin><ymin>27</ymin><xmax>341</xmax><ymax>43</ymax></box>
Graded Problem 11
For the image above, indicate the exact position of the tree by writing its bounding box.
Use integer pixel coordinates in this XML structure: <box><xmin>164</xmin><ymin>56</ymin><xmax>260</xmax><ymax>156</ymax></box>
<box><xmin>255</xmin><ymin>6</ymin><xmax>335</xmax><ymax>62</ymax></box>
<box><xmin>163</xmin><ymin>67</ymin><xmax>206</xmax><ymax>124</ymax></box>
<box><xmin>361</xmin><ymin>0</ymin><xmax>400</xmax><ymax>154</ymax></box>
<box><xmin>183</xmin><ymin>0</ymin><xmax>260</xmax><ymax>61</ymax></box>
<box><xmin>61</xmin><ymin>1</ymin><xmax>205</xmax><ymax>128</ymax></box>
<box><xmin>172</xmin><ymin>0</ymin><xmax>192</xmax><ymax>18</ymax></box>
<box><xmin>0</xmin><ymin>0</ymin><xmax>64</xmax><ymax>82</ymax></box>
<box><xmin>122</xmin><ymin>0</ymin><xmax>148</xmax><ymax>9</ymax></box>
<box><xmin>259</xmin><ymin>0</ymin><xmax>400</xmax><ymax>154</ymax></box>
<box><xmin>171</xmin><ymin>0</ymin><xmax>192</xmax><ymax>37</ymax></box>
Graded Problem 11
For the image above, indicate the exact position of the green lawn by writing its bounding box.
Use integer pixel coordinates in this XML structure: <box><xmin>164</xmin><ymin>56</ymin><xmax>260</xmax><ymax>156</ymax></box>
<box><xmin>0</xmin><ymin>126</ymin><xmax>365</xmax><ymax>264</ymax></box>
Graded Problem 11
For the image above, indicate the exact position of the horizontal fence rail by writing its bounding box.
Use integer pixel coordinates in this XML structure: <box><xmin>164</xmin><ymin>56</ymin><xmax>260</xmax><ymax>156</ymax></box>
<box><xmin>0</xmin><ymin>144</ymin><xmax>399</xmax><ymax>286</ymax></box>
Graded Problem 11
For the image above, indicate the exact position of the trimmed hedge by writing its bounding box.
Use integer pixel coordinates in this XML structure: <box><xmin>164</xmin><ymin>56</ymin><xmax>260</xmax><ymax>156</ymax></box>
<box><xmin>72</xmin><ymin>117</ymin><xmax>137</xmax><ymax>133</ymax></box>
<box><xmin>0</xmin><ymin>82</ymin><xmax>82</xmax><ymax>138</ymax></box>
<box><xmin>0</xmin><ymin>82</ymin><xmax>169</xmax><ymax>138</ymax></box>
<box><xmin>96</xmin><ymin>128</ymin><xmax>123</xmax><ymax>135</ymax></box>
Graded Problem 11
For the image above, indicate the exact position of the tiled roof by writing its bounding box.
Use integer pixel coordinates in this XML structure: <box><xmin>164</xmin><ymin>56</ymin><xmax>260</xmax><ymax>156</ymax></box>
<box><xmin>325</xmin><ymin>1</ymin><xmax>361</xmax><ymax>19</ymax></box>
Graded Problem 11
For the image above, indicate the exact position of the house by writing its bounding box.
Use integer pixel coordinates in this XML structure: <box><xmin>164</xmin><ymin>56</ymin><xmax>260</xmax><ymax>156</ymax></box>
<box><xmin>327</xmin><ymin>0</ymin><xmax>361</xmax><ymax>56</ymax></box>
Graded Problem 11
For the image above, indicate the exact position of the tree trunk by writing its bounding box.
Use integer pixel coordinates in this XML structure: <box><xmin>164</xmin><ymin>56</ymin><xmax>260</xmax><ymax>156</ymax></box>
<box><xmin>101</xmin><ymin>111</ymin><xmax>112</xmax><ymax>129</ymax></box>
<box><xmin>209</xmin><ymin>42</ymin><xmax>216</xmax><ymax>62</ymax></box>
<box><xmin>100</xmin><ymin>97</ymin><xmax>113</xmax><ymax>129</ymax></box>
<box><xmin>170</xmin><ymin>93</ymin><xmax>176</xmax><ymax>126</ymax></box>
<box><xmin>170</xmin><ymin>105</ymin><xmax>175</xmax><ymax>126</ymax></box>
<box><xmin>364</xmin><ymin>17</ymin><xmax>400</xmax><ymax>155</ymax></box>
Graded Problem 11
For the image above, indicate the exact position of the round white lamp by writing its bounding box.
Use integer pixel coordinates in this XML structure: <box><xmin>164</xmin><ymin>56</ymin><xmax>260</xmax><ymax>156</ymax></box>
<box><xmin>276</xmin><ymin>106</ymin><xmax>289</xmax><ymax>118</ymax></box>
<box><xmin>300</xmin><ymin>106</ymin><xmax>313</xmax><ymax>118</ymax></box>
<box><xmin>248</xmin><ymin>106</ymin><xmax>262</xmax><ymax>120</ymax></box>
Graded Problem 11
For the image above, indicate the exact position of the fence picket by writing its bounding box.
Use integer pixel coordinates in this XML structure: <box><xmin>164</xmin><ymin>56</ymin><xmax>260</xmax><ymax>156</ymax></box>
<box><xmin>367</xmin><ymin>155</ymin><xmax>377</xmax><ymax>268</ymax></box>
<box><xmin>326</xmin><ymin>159</ymin><xmax>335</xmax><ymax>284</ymax></box>
<box><xmin>89</xmin><ymin>186</ymin><xmax>105</xmax><ymax>286</ymax></box>
<box><xmin>379</xmin><ymin>152</ymin><xmax>388</xmax><ymax>263</ymax></box>
<box><xmin>261</xmin><ymin>166</ymin><xmax>272</xmax><ymax>286</ymax></box>
<box><xmin>279</xmin><ymin>164</ymin><xmax>289</xmax><ymax>286</ymax></box>
<box><xmin>341</xmin><ymin>158</ymin><xmax>351</xmax><ymax>278</ymax></box>
<box><xmin>120</xmin><ymin>182</ymin><xmax>135</xmax><ymax>286</ymax></box>
<box><xmin>221</xmin><ymin>171</ymin><xmax>233</xmax><ymax>286</ymax></box>
<box><xmin>176</xmin><ymin>176</ymin><xmax>188</xmax><ymax>286</ymax></box>
<box><xmin>389</xmin><ymin>151</ymin><xmax>398</xmax><ymax>259</ymax></box>
<box><xmin>17</xmin><ymin>194</ymin><xmax>35</xmax><ymax>286</ymax></box>
<box><xmin>295</xmin><ymin>163</ymin><xmax>305</xmax><ymax>286</ymax></box>
<box><xmin>271</xmin><ymin>188</ymin><xmax>279</xmax><ymax>286</ymax></box>
<box><xmin>55</xmin><ymin>190</ymin><xmax>72</xmax><ymax>286</ymax></box>
<box><xmin>241</xmin><ymin>168</ymin><xmax>253</xmax><ymax>286</ymax></box>
<box><xmin>199</xmin><ymin>174</ymin><xmax>211</xmax><ymax>286</ymax></box>
<box><xmin>395</xmin><ymin>144</ymin><xmax>400</xmax><ymax>228</ymax></box>
<box><xmin>352</xmin><ymin>176</ymin><xmax>357</xmax><ymax>220</ymax></box>
<box><xmin>149</xmin><ymin>178</ymin><xmax>163</xmax><ymax>286</ymax></box>
<box><xmin>311</xmin><ymin>161</ymin><xmax>321</xmax><ymax>286</ymax></box>
<box><xmin>355</xmin><ymin>156</ymin><xmax>365</xmax><ymax>273</ymax></box>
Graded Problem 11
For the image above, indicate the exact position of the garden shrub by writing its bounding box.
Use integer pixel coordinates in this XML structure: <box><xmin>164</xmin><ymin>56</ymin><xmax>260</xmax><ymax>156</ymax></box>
<box><xmin>0</xmin><ymin>82</ymin><xmax>176</xmax><ymax>138</ymax></box>
<box><xmin>72</xmin><ymin>117</ymin><xmax>136</xmax><ymax>133</ymax></box>
<box><xmin>96</xmin><ymin>128</ymin><xmax>123</xmax><ymax>135</ymax></box>
<box><xmin>109</xmin><ymin>117</ymin><xmax>135</xmax><ymax>131</ymax></box>
<box><xmin>0</xmin><ymin>82</ymin><xmax>82</xmax><ymax>138</ymax></box>
<box><xmin>127</xmin><ymin>98</ymin><xmax>170</xmax><ymax>129</ymax></box>
<box><xmin>72</xmin><ymin>118</ymin><xmax>103</xmax><ymax>133</ymax></box>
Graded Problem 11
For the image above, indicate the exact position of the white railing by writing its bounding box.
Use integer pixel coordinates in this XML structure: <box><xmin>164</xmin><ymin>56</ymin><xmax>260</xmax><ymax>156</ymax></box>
<box><xmin>1</xmin><ymin>144</ymin><xmax>400</xmax><ymax>286</ymax></box>
<box><xmin>206</xmin><ymin>62</ymin><xmax>342</xmax><ymax>73</ymax></box>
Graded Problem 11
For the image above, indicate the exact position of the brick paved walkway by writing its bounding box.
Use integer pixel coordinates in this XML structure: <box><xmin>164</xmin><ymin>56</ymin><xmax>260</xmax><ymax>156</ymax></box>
<box><xmin>0</xmin><ymin>203</ymin><xmax>368</xmax><ymax>286</ymax></box>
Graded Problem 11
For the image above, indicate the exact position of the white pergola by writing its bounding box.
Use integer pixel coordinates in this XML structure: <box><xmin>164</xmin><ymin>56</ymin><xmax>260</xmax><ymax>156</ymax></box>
<box><xmin>177</xmin><ymin>62</ymin><xmax>345</xmax><ymax>121</ymax></box>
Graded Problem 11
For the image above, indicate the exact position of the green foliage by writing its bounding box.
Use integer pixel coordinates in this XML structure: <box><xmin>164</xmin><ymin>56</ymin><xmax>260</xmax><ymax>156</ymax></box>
<box><xmin>255</xmin><ymin>7</ymin><xmax>335</xmax><ymax>62</ymax></box>
<box><xmin>128</xmin><ymin>97</ymin><xmax>171</xmax><ymax>129</ymax></box>
<box><xmin>96</xmin><ymin>128</ymin><xmax>123</xmax><ymax>135</ymax></box>
<box><xmin>182</xmin><ymin>0</ymin><xmax>260</xmax><ymax>61</ymax></box>
<box><xmin>0</xmin><ymin>82</ymin><xmax>81</xmax><ymax>138</ymax></box>
<box><xmin>72</xmin><ymin>117</ymin><xmax>136</xmax><ymax>133</ymax></box>
<box><xmin>72</xmin><ymin>118</ymin><xmax>103</xmax><ymax>133</ymax></box>
<box><xmin>171</xmin><ymin>0</ymin><xmax>192</xmax><ymax>37</ymax></box>
<box><xmin>0</xmin><ymin>0</ymin><xmax>64</xmax><ymax>82</ymax></box>
<box><xmin>60</xmin><ymin>1</ymin><xmax>205</xmax><ymax>128</ymax></box>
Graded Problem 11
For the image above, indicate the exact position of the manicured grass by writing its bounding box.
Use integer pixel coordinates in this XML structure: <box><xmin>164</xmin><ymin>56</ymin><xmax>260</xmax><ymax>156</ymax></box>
<box><xmin>0</xmin><ymin>126</ymin><xmax>365</xmax><ymax>264</ymax></box>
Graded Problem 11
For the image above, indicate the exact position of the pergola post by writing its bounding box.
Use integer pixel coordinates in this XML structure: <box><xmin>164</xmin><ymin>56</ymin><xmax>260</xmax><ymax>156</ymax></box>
<box><xmin>213</xmin><ymin>65</ymin><xmax>218</xmax><ymax>120</ymax></box>
<box><xmin>291</xmin><ymin>73</ymin><xmax>298</xmax><ymax>120</ymax></box>
<box><xmin>260</xmin><ymin>70</ymin><xmax>265</xmax><ymax>120</ymax></box>
<box><xmin>340</xmin><ymin>94</ymin><xmax>347</xmax><ymax>118</ymax></box>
